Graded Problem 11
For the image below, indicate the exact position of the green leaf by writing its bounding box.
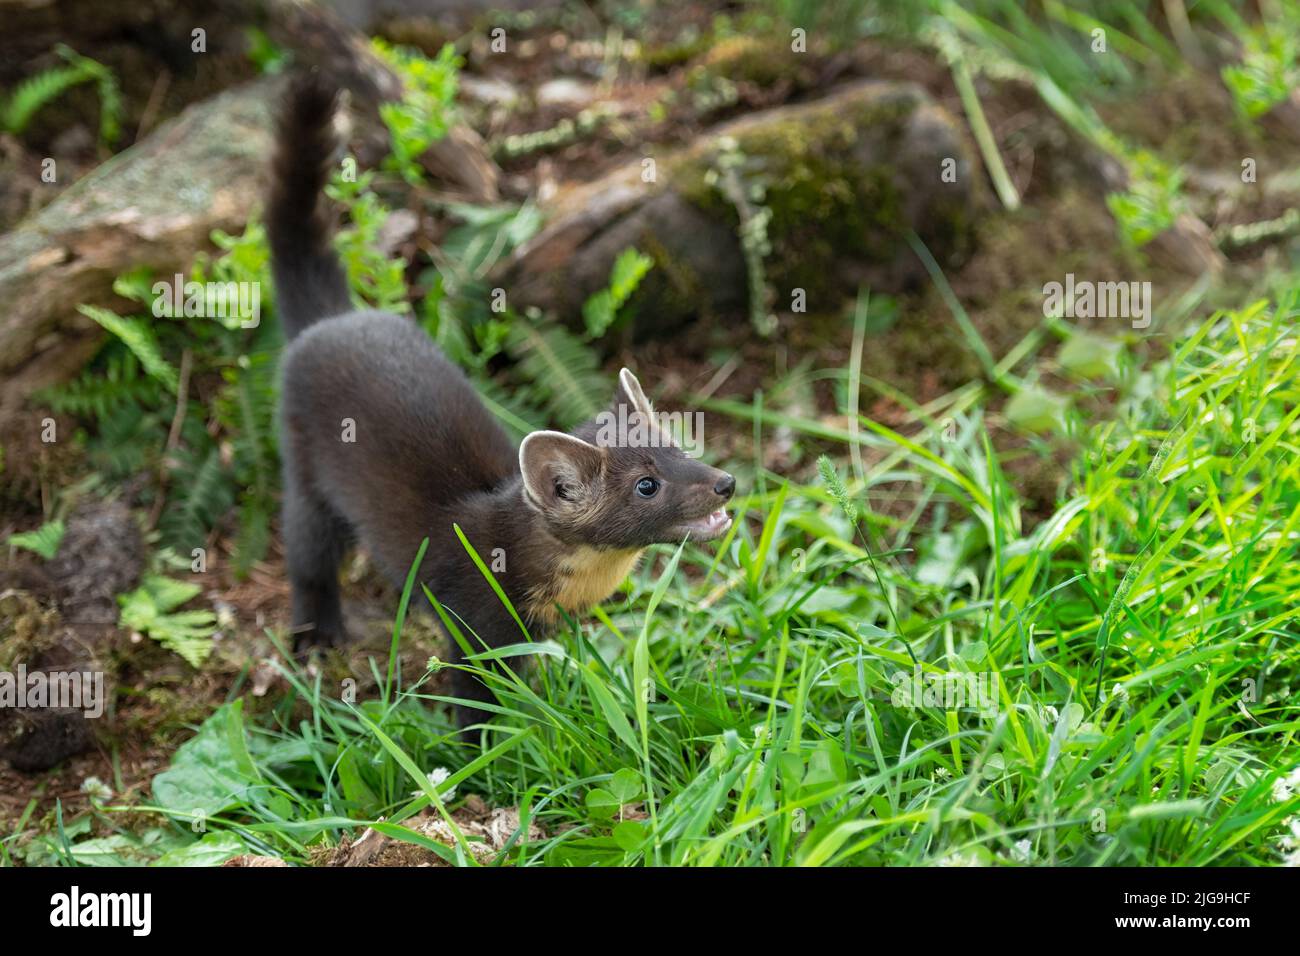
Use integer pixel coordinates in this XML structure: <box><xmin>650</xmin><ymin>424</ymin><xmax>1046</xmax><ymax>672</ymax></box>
<box><xmin>371</xmin><ymin>41</ymin><xmax>461</xmax><ymax>184</ymax></box>
<box><xmin>612</xmin><ymin>819</ymin><xmax>648</xmax><ymax>852</ymax></box>
<box><xmin>583</xmin><ymin>247</ymin><xmax>653</xmax><ymax>339</ymax></box>
<box><xmin>579</xmin><ymin>667</ymin><xmax>639</xmax><ymax>754</ymax></box>
<box><xmin>800</xmin><ymin>739</ymin><xmax>847</xmax><ymax>797</ymax></box>
<box><xmin>1004</xmin><ymin>385</ymin><xmax>1068</xmax><ymax>434</ymax></box>
<box><xmin>585</xmin><ymin>788</ymin><xmax>621</xmax><ymax>820</ymax></box>
<box><xmin>78</xmin><ymin>305</ymin><xmax>178</xmax><ymax>391</ymax></box>
<box><xmin>1058</xmin><ymin>332</ymin><xmax>1120</xmax><ymax>379</ymax></box>
<box><xmin>152</xmin><ymin>832</ymin><xmax>250</xmax><ymax>866</ymax></box>
<box><xmin>152</xmin><ymin>701</ymin><xmax>260</xmax><ymax>818</ymax></box>
<box><xmin>609</xmin><ymin>768</ymin><xmax>642</xmax><ymax>804</ymax></box>
<box><xmin>7</xmin><ymin>519</ymin><xmax>65</xmax><ymax>560</ymax></box>
<box><xmin>64</xmin><ymin>834</ymin><xmax>155</xmax><ymax>867</ymax></box>
<box><xmin>545</xmin><ymin>835</ymin><xmax>625</xmax><ymax>866</ymax></box>
<box><xmin>118</xmin><ymin>574</ymin><xmax>217</xmax><ymax>667</ymax></box>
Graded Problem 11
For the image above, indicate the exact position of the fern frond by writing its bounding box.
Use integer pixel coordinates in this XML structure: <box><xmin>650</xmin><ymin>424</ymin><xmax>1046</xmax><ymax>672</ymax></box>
<box><xmin>1</xmin><ymin>63</ymin><xmax>93</xmax><ymax>134</ymax></box>
<box><xmin>138</xmin><ymin>575</ymin><xmax>202</xmax><ymax>613</ymax></box>
<box><xmin>215</xmin><ymin>342</ymin><xmax>279</xmax><ymax>576</ymax></box>
<box><xmin>159</xmin><ymin>446</ymin><xmax>233</xmax><ymax>554</ymax></box>
<box><xmin>1</xmin><ymin>45</ymin><xmax>122</xmax><ymax>145</ymax></box>
<box><xmin>78</xmin><ymin>305</ymin><xmax>178</xmax><ymax>391</ymax></box>
<box><xmin>90</xmin><ymin>401</ymin><xmax>167</xmax><ymax>478</ymax></box>
<box><xmin>217</xmin><ymin>352</ymin><xmax>277</xmax><ymax>491</ymax></box>
<box><xmin>505</xmin><ymin>320</ymin><xmax>606</xmax><ymax>428</ymax></box>
<box><xmin>118</xmin><ymin>575</ymin><xmax>217</xmax><ymax>668</ymax></box>
<box><xmin>53</xmin><ymin>44</ymin><xmax>121</xmax><ymax>145</ymax></box>
<box><xmin>583</xmin><ymin>247</ymin><xmax>653</xmax><ymax>339</ymax></box>
<box><xmin>7</xmin><ymin>520</ymin><xmax>66</xmax><ymax>560</ymax></box>
<box><xmin>39</xmin><ymin>351</ymin><xmax>166</xmax><ymax>421</ymax></box>
<box><xmin>232</xmin><ymin>494</ymin><xmax>273</xmax><ymax>578</ymax></box>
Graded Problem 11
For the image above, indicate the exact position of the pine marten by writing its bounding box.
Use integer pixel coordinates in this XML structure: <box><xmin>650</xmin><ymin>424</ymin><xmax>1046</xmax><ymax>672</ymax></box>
<box><xmin>266</xmin><ymin>74</ymin><xmax>736</xmax><ymax>730</ymax></box>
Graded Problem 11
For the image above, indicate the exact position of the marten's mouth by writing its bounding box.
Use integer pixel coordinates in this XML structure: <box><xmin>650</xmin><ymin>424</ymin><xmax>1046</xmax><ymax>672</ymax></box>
<box><xmin>674</xmin><ymin>508</ymin><xmax>732</xmax><ymax>541</ymax></box>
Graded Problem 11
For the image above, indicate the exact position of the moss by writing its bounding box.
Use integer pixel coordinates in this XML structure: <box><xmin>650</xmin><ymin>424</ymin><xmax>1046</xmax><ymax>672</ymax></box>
<box><xmin>0</xmin><ymin>591</ymin><xmax>61</xmax><ymax>670</ymax></box>
<box><xmin>669</xmin><ymin>87</ymin><xmax>928</xmax><ymax>304</ymax></box>
<box><xmin>113</xmin><ymin>683</ymin><xmax>216</xmax><ymax>748</ymax></box>
<box><xmin>376</xmin><ymin>18</ymin><xmax>457</xmax><ymax>57</ymax></box>
<box><xmin>860</xmin><ymin>304</ymin><xmax>983</xmax><ymax>390</ymax></box>
<box><xmin>629</xmin><ymin>232</ymin><xmax>713</xmax><ymax>328</ymax></box>
<box><xmin>642</xmin><ymin>27</ymin><xmax>717</xmax><ymax>70</ymax></box>
<box><xmin>0</xmin><ymin>413</ymin><xmax>84</xmax><ymax>516</ymax></box>
<box><xmin>697</xmin><ymin>35</ymin><xmax>821</xmax><ymax>90</ymax></box>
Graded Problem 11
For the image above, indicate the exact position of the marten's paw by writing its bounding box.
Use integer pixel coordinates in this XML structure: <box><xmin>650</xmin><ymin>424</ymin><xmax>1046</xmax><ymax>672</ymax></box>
<box><xmin>292</xmin><ymin>622</ymin><xmax>351</xmax><ymax>657</ymax></box>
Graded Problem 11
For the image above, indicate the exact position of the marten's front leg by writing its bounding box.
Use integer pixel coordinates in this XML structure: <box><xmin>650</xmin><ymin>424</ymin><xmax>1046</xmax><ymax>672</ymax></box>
<box><xmin>442</xmin><ymin>599</ymin><xmax>529</xmax><ymax>735</ymax></box>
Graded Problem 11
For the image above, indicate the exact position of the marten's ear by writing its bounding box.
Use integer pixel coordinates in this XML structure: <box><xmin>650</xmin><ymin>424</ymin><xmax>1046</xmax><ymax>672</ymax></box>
<box><xmin>611</xmin><ymin>367</ymin><xmax>677</xmax><ymax>449</ymax></box>
<box><xmin>520</xmin><ymin>431</ymin><xmax>606</xmax><ymax>510</ymax></box>
<box><xmin>615</xmin><ymin>367</ymin><xmax>655</xmax><ymax>422</ymax></box>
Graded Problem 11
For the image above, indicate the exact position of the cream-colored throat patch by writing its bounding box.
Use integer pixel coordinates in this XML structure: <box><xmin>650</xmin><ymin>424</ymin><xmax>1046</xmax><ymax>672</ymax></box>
<box><xmin>530</xmin><ymin>546</ymin><xmax>643</xmax><ymax>621</ymax></box>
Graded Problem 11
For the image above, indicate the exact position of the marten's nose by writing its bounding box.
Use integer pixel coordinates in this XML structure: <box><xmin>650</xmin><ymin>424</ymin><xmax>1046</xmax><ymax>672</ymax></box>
<box><xmin>713</xmin><ymin>473</ymin><xmax>735</xmax><ymax>499</ymax></box>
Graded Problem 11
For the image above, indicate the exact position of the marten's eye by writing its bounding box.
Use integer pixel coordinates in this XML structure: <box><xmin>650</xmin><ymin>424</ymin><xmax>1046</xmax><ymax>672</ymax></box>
<box><xmin>635</xmin><ymin>477</ymin><xmax>660</xmax><ymax>498</ymax></box>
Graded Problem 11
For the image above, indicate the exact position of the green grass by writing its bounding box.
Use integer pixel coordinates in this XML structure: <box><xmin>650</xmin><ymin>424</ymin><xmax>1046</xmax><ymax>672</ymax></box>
<box><xmin>25</xmin><ymin>292</ymin><xmax>1297</xmax><ymax>868</ymax></box>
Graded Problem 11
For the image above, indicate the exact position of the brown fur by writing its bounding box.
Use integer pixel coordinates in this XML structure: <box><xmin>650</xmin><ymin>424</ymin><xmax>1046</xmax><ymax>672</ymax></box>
<box><xmin>267</xmin><ymin>73</ymin><xmax>737</xmax><ymax>732</ymax></box>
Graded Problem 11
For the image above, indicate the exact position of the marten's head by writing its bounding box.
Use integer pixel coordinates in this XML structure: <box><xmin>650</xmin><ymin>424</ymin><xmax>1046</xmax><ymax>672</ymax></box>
<box><xmin>519</xmin><ymin>369</ymin><xmax>735</xmax><ymax>549</ymax></box>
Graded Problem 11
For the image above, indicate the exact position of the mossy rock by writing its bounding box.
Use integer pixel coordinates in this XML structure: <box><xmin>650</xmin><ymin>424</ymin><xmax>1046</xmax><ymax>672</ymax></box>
<box><xmin>505</xmin><ymin>81</ymin><xmax>979</xmax><ymax>337</ymax></box>
<box><xmin>641</xmin><ymin>26</ymin><xmax>716</xmax><ymax>70</ymax></box>
<box><xmin>671</xmin><ymin>81</ymin><xmax>977</xmax><ymax>305</ymax></box>
<box><xmin>696</xmin><ymin>34</ymin><xmax>823</xmax><ymax>91</ymax></box>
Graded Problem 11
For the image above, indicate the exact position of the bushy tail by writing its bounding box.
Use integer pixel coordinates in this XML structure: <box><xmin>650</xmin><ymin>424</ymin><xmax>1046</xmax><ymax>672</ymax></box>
<box><xmin>267</xmin><ymin>72</ymin><xmax>352</xmax><ymax>341</ymax></box>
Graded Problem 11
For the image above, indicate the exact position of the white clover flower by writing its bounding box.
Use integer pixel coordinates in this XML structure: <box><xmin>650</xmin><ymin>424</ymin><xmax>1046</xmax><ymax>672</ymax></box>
<box><xmin>1271</xmin><ymin>773</ymin><xmax>1300</xmax><ymax>865</ymax></box>
<box><xmin>80</xmin><ymin>776</ymin><xmax>112</xmax><ymax>802</ymax></box>
<box><xmin>1271</xmin><ymin>766</ymin><xmax>1300</xmax><ymax>803</ymax></box>
<box><xmin>413</xmin><ymin>766</ymin><xmax>456</xmax><ymax>801</ymax></box>
<box><xmin>1281</xmin><ymin>819</ymin><xmax>1300</xmax><ymax>867</ymax></box>
<box><xmin>1278</xmin><ymin>818</ymin><xmax>1300</xmax><ymax>852</ymax></box>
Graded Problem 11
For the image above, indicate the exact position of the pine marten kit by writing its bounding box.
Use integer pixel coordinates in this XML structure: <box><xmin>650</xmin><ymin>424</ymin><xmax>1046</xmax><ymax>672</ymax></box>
<box><xmin>267</xmin><ymin>74</ymin><xmax>735</xmax><ymax>729</ymax></box>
